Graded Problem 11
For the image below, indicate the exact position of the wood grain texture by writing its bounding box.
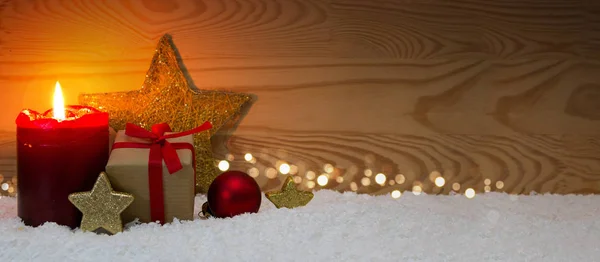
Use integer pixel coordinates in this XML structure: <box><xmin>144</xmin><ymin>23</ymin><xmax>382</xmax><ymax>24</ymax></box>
<box><xmin>221</xmin><ymin>133</ymin><xmax>600</xmax><ymax>194</ymax></box>
<box><xmin>477</xmin><ymin>0</ymin><xmax>585</xmax><ymax>59</ymax></box>
<box><xmin>331</xmin><ymin>0</ymin><xmax>585</xmax><ymax>59</ymax></box>
<box><xmin>1</xmin><ymin>131</ymin><xmax>599</xmax><ymax>196</ymax></box>
<box><xmin>0</xmin><ymin>0</ymin><xmax>331</xmax><ymax>60</ymax></box>
<box><xmin>0</xmin><ymin>0</ymin><xmax>599</xmax><ymax>196</ymax></box>
<box><xmin>584</xmin><ymin>0</ymin><xmax>600</xmax><ymax>59</ymax></box>
<box><xmin>331</xmin><ymin>0</ymin><xmax>488</xmax><ymax>59</ymax></box>
<box><xmin>3</xmin><ymin>58</ymin><xmax>599</xmax><ymax>135</ymax></box>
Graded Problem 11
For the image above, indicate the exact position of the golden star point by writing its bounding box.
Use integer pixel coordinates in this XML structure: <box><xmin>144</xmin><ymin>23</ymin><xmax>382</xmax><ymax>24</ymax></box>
<box><xmin>265</xmin><ymin>176</ymin><xmax>314</xmax><ymax>209</ymax></box>
<box><xmin>68</xmin><ymin>172</ymin><xmax>134</xmax><ymax>235</ymax></box>
<box><xmin>79</xmin><ymin>34</ymin><xmax>251</xmax><ymax>193</ymax></box>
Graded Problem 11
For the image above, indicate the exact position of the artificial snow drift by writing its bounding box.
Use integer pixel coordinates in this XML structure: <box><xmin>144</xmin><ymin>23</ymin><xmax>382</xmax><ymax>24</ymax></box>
<box><xmin>1</xmin><ymin>191</ymin><xmax>599</xmax><ymax>261</ymax></box>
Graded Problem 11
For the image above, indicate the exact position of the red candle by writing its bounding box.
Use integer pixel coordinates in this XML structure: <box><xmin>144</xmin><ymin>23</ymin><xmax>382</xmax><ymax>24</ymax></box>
<box><xmin>15</xmin><ymin>81</ymin><xmax>109</xmax><ymax>228</ymax></box>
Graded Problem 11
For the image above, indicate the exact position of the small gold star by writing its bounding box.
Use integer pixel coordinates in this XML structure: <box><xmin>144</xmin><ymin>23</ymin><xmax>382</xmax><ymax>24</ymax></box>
<box><xmin>68</xmin><ymin>172</ymin><xmax>134</xmax><ymax>235</ymax></box>
<box><xmin>265</xmin><ymin>176</ymin><xmax>314</xmax><ymax>209</ymax></box>
<box><xmin>79</xmin><ymin>34</ymin><xmax>251</xmax><ymax>193</ymax></box>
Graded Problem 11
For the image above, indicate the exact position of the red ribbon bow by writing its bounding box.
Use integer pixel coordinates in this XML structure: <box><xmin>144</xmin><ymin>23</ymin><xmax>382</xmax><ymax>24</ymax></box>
<box><xmin>112</xmin><ymin>121</ymin><xmax>212</xmax><ymax>224</ymax></box>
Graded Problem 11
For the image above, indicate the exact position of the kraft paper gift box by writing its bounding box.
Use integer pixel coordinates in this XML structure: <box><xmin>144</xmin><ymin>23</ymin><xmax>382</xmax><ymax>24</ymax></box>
<box><xmin>105</xmin><ymin>130</ymin><xmax>195</xmax><ymax>224</ymax></box>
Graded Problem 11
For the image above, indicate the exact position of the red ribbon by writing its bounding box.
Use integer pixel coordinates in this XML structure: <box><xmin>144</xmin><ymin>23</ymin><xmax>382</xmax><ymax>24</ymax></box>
<box><xmin>111</xmin><ymin>122</ymin><xmax>212</xmax><ymax>224</ymax></box>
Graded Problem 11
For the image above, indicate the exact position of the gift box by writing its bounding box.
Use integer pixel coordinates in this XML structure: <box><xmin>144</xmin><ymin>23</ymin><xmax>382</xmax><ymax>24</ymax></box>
<box><xmin>105</xmin><ymin>124</ymin><xmax>197</xmax><ymax>224</ymax></box>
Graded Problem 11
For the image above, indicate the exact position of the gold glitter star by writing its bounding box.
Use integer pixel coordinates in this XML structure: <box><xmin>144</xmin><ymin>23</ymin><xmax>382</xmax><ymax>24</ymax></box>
<box><xmin>265</xmin><ymin>176</ymin><xmax>314</xmax><ymax>209</ymax></box>
<box><xmin>79</xmin><ymin>34</ymin><xmax>251</xmax><ymax>193</ymax></box>
<box><xmin>68</xmin><ymin>172</ymin><xmax>134</xmax><ymax>235</ymax></box>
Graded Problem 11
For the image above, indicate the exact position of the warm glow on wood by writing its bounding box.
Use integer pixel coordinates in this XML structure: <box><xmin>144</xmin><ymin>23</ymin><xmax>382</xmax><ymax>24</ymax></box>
<box><xmin>53</xmin><ymin>81</ymin><xmax>66</xmax><ymax>121</ymax></box>
<box><xmin>0</xmin><ymin>0</ymin><xmax>597</xmax><ymax>196</ymax></box>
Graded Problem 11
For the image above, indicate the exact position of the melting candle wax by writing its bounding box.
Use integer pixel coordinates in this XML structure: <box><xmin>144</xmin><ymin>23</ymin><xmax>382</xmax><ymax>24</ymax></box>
<box><xmin>15</xmin><ymin>82</ymin><xmax>109</xmax><ymax>228</ymax></box>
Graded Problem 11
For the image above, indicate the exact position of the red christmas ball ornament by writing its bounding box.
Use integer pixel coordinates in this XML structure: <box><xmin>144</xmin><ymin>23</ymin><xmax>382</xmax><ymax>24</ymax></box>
<box><xmin>203</xmin><ymin>171</ymin><xmax>261</xmax><ymax>218</ymax></box>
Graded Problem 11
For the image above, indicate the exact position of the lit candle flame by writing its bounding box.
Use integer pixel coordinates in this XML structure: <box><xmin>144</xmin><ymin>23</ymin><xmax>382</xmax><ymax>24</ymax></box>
<box><xmin>53</xmin><ymin>81</ymin><xmax>66</xmax><ymax>121</ymax></box>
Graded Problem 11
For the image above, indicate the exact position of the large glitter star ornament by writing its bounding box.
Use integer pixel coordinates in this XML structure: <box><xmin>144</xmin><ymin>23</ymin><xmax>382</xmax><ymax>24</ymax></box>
<box><xmin>79</xmin><ymin>34</ymin><xmax>251</xmax><ymax>193</ymax></box>
<box><xmin>68</xmin><ymin>172</ymin><xmax>134</xmax><ymax>235</ymax></box>
<box><xmin>265</xmin><ymin>176</ymin><xmax>314</xmax><ymax>209</ymax></box>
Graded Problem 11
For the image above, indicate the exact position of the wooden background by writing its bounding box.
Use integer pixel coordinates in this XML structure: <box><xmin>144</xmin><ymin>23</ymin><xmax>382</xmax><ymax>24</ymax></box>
<box><xmin>0</xmin><ymin>0</ymin><xmax>599</xmax><ymax>197</ymax></box>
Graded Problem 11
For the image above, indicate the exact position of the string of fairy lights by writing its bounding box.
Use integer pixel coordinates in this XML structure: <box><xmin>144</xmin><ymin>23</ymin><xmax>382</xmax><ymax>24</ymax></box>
<box><xmin>0</xmin><ymin>152</ymin><xmax>506</xmax><ymax>199</ymax></box>
<box><xmin>215</xmin><ymin>152</ymin><xmax>506</xmax><ymax>200</ymax></box>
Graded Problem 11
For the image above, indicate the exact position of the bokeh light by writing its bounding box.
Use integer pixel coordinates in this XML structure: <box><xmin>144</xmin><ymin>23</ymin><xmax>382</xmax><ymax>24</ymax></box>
<box><xmin>412</xmin><ymin>185</ymin><xmax>422</xmax><ymax>195</ymax></box>
<box><xmin>361</xmin><ymin>177</ymin><xmax>371</xmax><ymax>186</ymax></box>
<box><xmin>218</xmin><ymin>160</ymin><xmax>229</xmax><ymax>171</ymax></box>
<box><xmin>496</xmin><ymin>181</ymin><xmax>504</xmax><ymax>189</ymax></box>
<box><xmin>306</xmin><ymin>171</ymin><xmax>316</xmax><ymax>180</ymax></box>
<box><xmin>324</xmin><ymin>164</ymin><xmax>334</xmax><ymax>173</ymax></box>
<box><xmin>266</xmin><ymin>168</ymin><xmax>278</xmax><ymax>179</ymax></box>
<box><xmin>452</xmin><ymin>183</ymin><xmax>461</xmax><ymax>191</ymax></box>
<box><xmin>248</xmin><ymin>167</ymin><xmax>259</xmax><ymax>178</ymax></box>
<box><xmin>429</xmin><ymin>170</ymin><xmax>441</xmax><ymax>182</ymax></box>
<box><xmin>375</xmin><ymin>173</ymin><xmax>386</xmax><ymax>185</ymax></box>
<box><xmin>434</xmin><ymin>177</ymin><xmax>445</xmax><ymax>187</ymax></box>
<box><xmin>317</xmin><ymin>175</ymin><xmax>329</xmax><ymax>186</ymax></box>
<box><xmin>350</xmin><ymin>182</ymin><xmax>358</xmax><ymax>191</ymax></box>
<box><xmin>465</xmin><ymin>188</ymin><xmax>475</xmax><ymax>199</ymax></box>
<box><xmin>279</xmin><ymin>163</ymin><xmax>291</xmax><ymax>175</ymax></box>
<box><xmin>395</xmin><ymin>174</ymin><xmax>405</xmax><ymax>184</ymax></box>
<box><xmin>289</xmin><ymin>165</ymin><xmax>299</xmax><ymax>175</ymax></box>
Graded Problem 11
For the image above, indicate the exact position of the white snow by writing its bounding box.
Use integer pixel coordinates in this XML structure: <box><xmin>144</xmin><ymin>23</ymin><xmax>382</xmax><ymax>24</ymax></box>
<box><xmin>1</xmin><ymin>191</ymin><xmax>600</xmax><ymax>262</ymax></box>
